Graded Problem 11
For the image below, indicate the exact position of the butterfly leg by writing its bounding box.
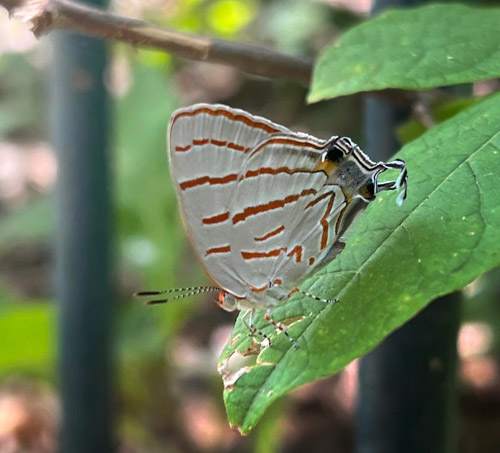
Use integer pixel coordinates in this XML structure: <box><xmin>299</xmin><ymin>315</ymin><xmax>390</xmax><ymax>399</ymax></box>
<box><xmin>241</xmin><ymin>309</ymin><xmax>272</xmax><ymax>347</ymax></box>
<box><xmin>287</xmin><ymin>287</ymin><xmax>338</xmax><ymax>304</ymax></box>
<box><xmin>264</xmin><ymin>311</ymin><xmax>299</xmax><ymax>350</ymax></box>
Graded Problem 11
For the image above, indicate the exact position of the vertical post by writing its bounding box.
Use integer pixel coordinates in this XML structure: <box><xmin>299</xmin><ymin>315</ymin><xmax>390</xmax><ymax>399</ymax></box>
<box><xmin>50</xmin><ymin>1</ymin><xmax>114</xmax><ymax>451</ymax></box>
<box><xmin>356</xmin><ymin>1</ymin><xmax>463</xmax><ymax>452</ymax></box>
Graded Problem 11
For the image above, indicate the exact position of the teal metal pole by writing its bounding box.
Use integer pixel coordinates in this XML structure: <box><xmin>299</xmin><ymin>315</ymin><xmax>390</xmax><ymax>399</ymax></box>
<box><xmin>50</xmin><ymin>1</ymin><xmax>114</xmax><ymax>451</ymax></box>
<box><xmin>356</xmin><ymin>1</ymin><xmax>463</xmax><ymax>452</ymax></box>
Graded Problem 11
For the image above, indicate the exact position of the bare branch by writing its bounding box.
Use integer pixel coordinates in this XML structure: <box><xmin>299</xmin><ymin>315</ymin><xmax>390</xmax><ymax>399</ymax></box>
<box><xmin>2</xmin><ymin>0</ymin><xmax>312</xmax><ymax>86</ymax></box>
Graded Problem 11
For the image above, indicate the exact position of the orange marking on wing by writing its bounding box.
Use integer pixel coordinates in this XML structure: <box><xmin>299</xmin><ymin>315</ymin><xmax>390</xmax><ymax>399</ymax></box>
<box><xmin>228</xmin><ymin>142</ymin><xmax>247</xmax><ymax>152</ymax></box>
<box><xmin>180</xmin><ymin>173</ymin><xmax>238</xmax><ymax>190</ymax></box>
<box><xmin>174</xmin><ymin>138</ymin><xmax>248</xmax><ymax>154</ymax></box>
<box><xmin>205</xmin><ymin>245</ymin><xmax>231</xmax><ymax>256</ymax></box>
<box><xmin>172</xmin><ymin>107</ymin><xmax>281</xmax><ymax>134</ymax></box>
<box><xmin>241</xmin><ymin>247</ymin><xmax>287</xmax><ymax>260</ymax></box>
<box><xmin>233</xmin><ymin>189</ymin><xmax>317</xmax><ymax>224</ymax></box>
<box><xmin>249</xmin><ymin>284</ymin><xmax>268</xmax><ymax>293</ymax></box>
<box><xmin>249</xmin><ymin>278</ymin><xmax>283</xmax><ymax>293</ymax></box>
<box><xmin>306</xmin><ymin>191</ymin><xmax>335</xmax><ymax>209</ymax></box>
<box><xmin>254</xmin><ymin>225</ymin><xmax>285</xmax><ymax>242</ymax></box>
<box><xmin>287</xmin><ymin>245</ymin><xmax>303</xmax><ymax>263</ymax></box>
<box><xmin>308</xmin><ymin>257</ymin><xmax>315</xmax><ymax>266</ymax></box>
<box><xmin>243</xmin><ymin>166</ymin><xmax>322</xmax><ymax>180</ymax></box>
<box><xmin>335</xmin><ymin>201</ymin><xmax>350</xmax><ymax>235</ymax></box>
<box><xmin>210</xmin><ymin>139</ymin><xmax>226</xmax><ymax>147</ymax></box>
<box><xmin>202</xmin><ymin>211</ymin><xmax>230</xmax><ymax>225</ymax></box>
<box><xmin>251</xmin><ymin>137</ymin><xmax>325</xmax><ymax>155</ymax></box>
<box><xmin>320</xmin><ymin>195</ymin><xmax>336</xmax><ymax>250</ymax></box>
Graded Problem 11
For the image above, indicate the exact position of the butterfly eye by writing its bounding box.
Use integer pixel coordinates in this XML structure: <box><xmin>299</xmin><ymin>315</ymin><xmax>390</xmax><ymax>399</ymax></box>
<box><xmin>365</xmin><ymin>179</ymin><xmax>375</xmax><ymax>197</ymax></box>
<box><xmin>325</xmin><ymin>144</ymin><xmax>344</xmax><ymax>163</ymax></box>
<box><xmin>359</xmin><ymin>179</ymin><xmax>376</xmax><ymax>201</ymax></box>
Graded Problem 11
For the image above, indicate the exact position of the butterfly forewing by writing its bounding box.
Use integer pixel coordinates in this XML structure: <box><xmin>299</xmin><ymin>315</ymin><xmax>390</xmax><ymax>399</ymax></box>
<box><xmin>168</xmin><ymin>104</ymin><xmax>292</xmax><ymax>297</ymax></box>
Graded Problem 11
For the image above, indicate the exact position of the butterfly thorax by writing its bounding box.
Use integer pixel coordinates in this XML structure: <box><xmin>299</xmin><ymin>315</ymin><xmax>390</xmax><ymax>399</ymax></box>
<box><xmin>320</xmin><ymin>137</ymin><xmax>379</xmax><ymax>203</ymax></box>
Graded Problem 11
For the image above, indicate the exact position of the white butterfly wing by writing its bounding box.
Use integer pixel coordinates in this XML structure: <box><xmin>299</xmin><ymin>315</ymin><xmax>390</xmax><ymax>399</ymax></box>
<box><xmin>168</xmin><ymin>104</ymin><xmax>290</xmax><ymax>297</ymax></box>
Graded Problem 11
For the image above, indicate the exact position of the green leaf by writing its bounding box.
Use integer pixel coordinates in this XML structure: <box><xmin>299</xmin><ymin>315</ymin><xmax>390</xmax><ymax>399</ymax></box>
<box><xmin>0</xmin><ymin>302</ymin><xmax>55</xmax><ymax>376</ymax></box>
<box><xmin>220</xmin><ymin>92</ymin><xmax>500</xmax><ymax>433</ymax></box>
<box><xmin>308</xmin><ymin>4</ymin><xmax>500</xmax><ymax>102</ymax></box>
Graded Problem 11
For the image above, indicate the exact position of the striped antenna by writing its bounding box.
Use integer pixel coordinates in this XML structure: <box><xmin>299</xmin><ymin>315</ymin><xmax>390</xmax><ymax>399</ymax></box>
<box><xmin>134</xmin><ymin>286</ymin><xmax>221</xmax><ymax>305</ymax></box>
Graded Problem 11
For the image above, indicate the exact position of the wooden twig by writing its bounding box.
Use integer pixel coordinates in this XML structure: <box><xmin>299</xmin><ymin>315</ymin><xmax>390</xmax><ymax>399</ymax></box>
<box><xmin>2</xmin><ymin>0</ymin><xmax>313</xmax><ymax>86</ymax></box>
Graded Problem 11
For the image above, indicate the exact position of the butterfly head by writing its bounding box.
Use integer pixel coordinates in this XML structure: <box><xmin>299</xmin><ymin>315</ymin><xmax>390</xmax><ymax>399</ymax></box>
<box><xmin>322</xmin><ymin>137</ymin><xmax>407</xmax><ymax>206</ymax></box>
<box><xmin>218</xmin><ymin>291</ymin><xmax>238</xmax><ymax>312</ymax></box>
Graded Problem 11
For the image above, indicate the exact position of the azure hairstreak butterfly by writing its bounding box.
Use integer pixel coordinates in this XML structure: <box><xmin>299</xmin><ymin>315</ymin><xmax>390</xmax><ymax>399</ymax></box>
<box><xmin>136</xmin><ymin>104</ymin><xmax>408</xmax><ymax>347</ymax></box>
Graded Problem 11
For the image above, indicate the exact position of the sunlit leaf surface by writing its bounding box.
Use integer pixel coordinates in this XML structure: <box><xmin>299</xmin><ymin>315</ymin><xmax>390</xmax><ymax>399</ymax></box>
<box><xmin>308</xmin><ymin>4</ymin><xmax>500</xmax><ymax>102</ymax></box>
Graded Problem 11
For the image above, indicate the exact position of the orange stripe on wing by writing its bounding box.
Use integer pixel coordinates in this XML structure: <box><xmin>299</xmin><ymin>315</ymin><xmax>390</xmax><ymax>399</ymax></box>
<box><xmin>335</xmin><ymin>201</ymin><xmax>350</xmax><ymax>235</ymax></box>
<box><xmin>180</xmin><ymin>164</ymin><xmax>327</xmax><ymax>191</ymax></box>
<box><xmin>249</xmin><ymin>278</ymin><xmax>282</xmax><ymax>293</ymax></box>
<box><xmin>320</xmin><ymin>195</ymin><xmax>335</xmax><ymax>250</ymax></box>
<box><xmin>202</xmin><ymin>211</ymin><xmax>230</xmax><ymax>225</ymax></box>
<box><xmin>250</xmin><ymin>137</ymin><xmax>325</xmax><ymax>156</ymax></box>
<box><xmin>233</xmin><ymin>188</ymin><xmax>317</xmax><ymax>225</ymax></box>
<box><xmin>254</xmin><ymin>225</ymin><xmax>285</xmax><ymax>242</ymax></box>
<box><xmin>243</xmin><ymin>166</ymin><xmax>324</xmax><ymax>180</ymax></box>
<box><xmin>176</xmin><ymin>138</ymin><xmax>248</xmax><ymax>153</ymax></box>
<box><xmin>172</xmin><ymin>106</ymin><xmax>282</xmax><ymax>134</ymax></box>
<box><xmin>306</xmin><ymin>191</ymin><xmax>335</xmax><ymax>209</ymax></box>
<box><xmin>180</xmin><ymin>174</ymin><xmax>238</xmax><ymax>190</ymax></box>
<box><xmin>205</xmin><ymin>245</ymin><xmax>231</xmax><ymax>256</ymax></box>
<box><xmin>287</xmin><ymin>245</ymin><xmax>303</xmax><ymax>263</ymax></box>
<box><xmin>241</xmin><ymin>247</ymin><xmax>287</xmax><ymax>260</ymax></box>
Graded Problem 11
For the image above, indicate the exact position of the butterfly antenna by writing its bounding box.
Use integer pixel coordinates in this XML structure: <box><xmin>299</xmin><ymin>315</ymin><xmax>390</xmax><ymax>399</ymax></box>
<box><xmin>134</xmin><ymin>286</ymin><xmax>221</xmax><ymax>305</ymax></box>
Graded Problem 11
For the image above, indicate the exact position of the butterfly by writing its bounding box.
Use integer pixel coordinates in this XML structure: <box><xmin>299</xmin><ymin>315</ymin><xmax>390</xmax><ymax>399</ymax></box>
<box><xmin>137</xmin><ymin>104</ymin><xmax>407</xmax><ymax>346</ymax></box>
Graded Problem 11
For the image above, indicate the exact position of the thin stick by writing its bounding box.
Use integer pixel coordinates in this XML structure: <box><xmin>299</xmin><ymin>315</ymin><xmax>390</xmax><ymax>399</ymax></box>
<box><xmin>4</xmin><ymin>0</ymin><xmax>312</xmax><ymax>86</ymax></box>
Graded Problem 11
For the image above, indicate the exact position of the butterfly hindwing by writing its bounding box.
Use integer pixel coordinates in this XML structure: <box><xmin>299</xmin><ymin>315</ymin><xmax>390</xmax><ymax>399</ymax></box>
<box><xmin>168</xmin><ymin>104</ymin><xmax>291</xmax><ymax>297</ymax></box>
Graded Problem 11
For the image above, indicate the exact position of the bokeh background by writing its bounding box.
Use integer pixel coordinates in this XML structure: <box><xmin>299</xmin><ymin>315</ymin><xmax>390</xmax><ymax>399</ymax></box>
<box><xmin>1</xmin><ymin>0</ymin><xmax>499</xmax><ymax>452</ymax></box>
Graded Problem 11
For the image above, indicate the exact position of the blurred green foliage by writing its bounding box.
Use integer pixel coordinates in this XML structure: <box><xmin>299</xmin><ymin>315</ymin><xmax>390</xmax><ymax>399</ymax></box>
<box><xmin>0</xmin><ymin>302</ymin><xmax>55</xmax><ymax>377</ymax></box>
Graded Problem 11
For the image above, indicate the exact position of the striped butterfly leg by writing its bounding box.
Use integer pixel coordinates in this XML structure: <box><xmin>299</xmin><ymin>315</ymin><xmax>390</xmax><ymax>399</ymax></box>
<box><xmin>264</xmin><ymin>310</ymin><xmax>299</xmax><ymax>350</ymax></box>
<box><xmin>287</xmin><ymin>287</ymin><xmax>338</xmax><ymax>304</ymax></box>
<box><xmin>264</xmin><ymin>288</ymin><xmax>339</xmax><ymax>350</ymax></box>
<box><xmin>241</xmin><ymin>309</ymin><xmax>272</xmax><ymax>347</ymax></box>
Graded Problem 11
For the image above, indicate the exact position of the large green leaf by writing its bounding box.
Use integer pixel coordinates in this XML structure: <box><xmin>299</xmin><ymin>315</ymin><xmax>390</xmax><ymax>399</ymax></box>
<box><xmin>220</xmin><ymin>92</ymin><xmax>500</xmax><ymax>433</ymax></box>
<box><xmin>308</xmin><ymin>4</ymin><xmax>500</xmax><ymax>102</ymax></box>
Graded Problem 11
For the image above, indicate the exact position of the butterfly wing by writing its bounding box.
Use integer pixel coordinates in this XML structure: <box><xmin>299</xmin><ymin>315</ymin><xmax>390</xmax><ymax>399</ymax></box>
<box><xmin>168</xmin><ymin>104</ymin><xmax>290</xmax><ymax>298</ymax></box>
<box><xmin>228</xmin><ymin>133</ymin><xmax>349</xmax><ymax>298</ymax></box>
